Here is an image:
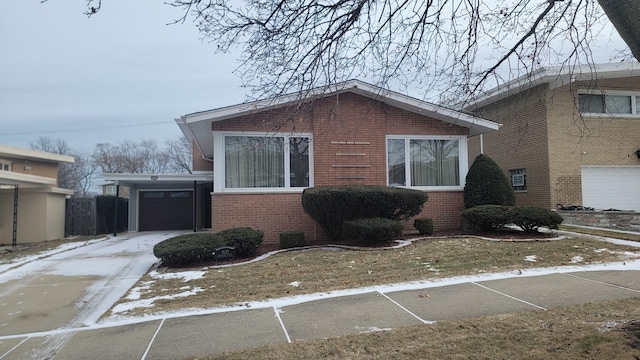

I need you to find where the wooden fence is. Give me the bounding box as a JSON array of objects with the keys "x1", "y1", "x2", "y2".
[{"x1": 65, "y1": 197, "x2": 97, "y2": 236}]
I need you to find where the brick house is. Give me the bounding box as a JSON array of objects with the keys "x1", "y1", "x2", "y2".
[
  {"x1": 465, "y1": 62, "x2": 640, "y2": 211},
  {"x1": 171, "y1": 80, "x2": 499, "y2": 244},
  {"x1": 0, "y1": 144, "x2": 75, "y2": 244}
]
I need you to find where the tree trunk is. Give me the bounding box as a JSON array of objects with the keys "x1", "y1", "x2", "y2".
[{"x1": 598, "y1": 0, "x2": 640, "y2": 62}]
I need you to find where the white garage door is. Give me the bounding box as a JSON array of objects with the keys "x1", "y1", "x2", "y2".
[{"x1": 581, "y1": 166, "x2": 640, "y2": 211}]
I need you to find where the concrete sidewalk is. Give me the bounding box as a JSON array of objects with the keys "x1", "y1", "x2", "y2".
[{"x1": 2, "y1": 269, "x2": 639, "y2": 360}]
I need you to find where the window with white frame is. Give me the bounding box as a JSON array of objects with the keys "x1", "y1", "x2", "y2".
[
  {"x1": 105, "y1": 185, "x2": 117, "y2": 195},
  {"x1": 0, "y1": 160, "x2": 11, "y2": 171},
  {"x1": 215, "y1": 132, "x2": 312, "y2": 191},
  {"x1": 387, "y1": 136, "x2": 466, "y2": 189},
  {"x1": 509, "y1": 168, "x2": 527, "y2": 191},
  {"x1": 578, "y1": 91, "x2": 640, "y2": 115}
]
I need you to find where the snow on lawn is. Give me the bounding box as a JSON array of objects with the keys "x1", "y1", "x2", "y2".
[
  {"x1": 149, "y1": 270, "x2": 206, "y2": 282},
  {"x1": 112, "y1": 287, "x2": 205, "y2": 314},
  {"x1": 524, "y1": 255, "x2": 538, "y2": 262}
]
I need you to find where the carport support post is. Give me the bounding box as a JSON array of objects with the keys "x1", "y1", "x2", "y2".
[
  {"x1": 193, "y1": 181, "x2": 197, "y2": 232},
  {"x1": 113, "y1": 184, "x2": 120, "y2": 237},
  {"x1": 12, "y1": 185, "x2": 18, "y2": 247}
]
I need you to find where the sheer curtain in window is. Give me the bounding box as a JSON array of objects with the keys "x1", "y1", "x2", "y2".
[
  {"x1": 410, "y1": 139, "x2": 459, "y2": 186},
  {"x1": 225, "y1": 136, "x2": 284, "y2": 188}
]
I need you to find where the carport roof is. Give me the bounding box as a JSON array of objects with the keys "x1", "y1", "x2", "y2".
[
  {"x1": 102, "y1": 173, "x2": 213, "y2": 188},
  {"x1": 0, "y1": 171, "x2": 57, "y2": 187}
]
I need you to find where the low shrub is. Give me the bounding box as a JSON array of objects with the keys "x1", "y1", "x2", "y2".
[
  {"x1": 414, "y1": 218, "x2": 434, "y2": 235},
  {"x1": 153, "y1": 233, "x2": 226, "y2": 267},
  {"x1": 215, "y1": 227, "x2": 264, "y2": 258},
  {"x1": 154, "y1": 227, "x2": 264, "y2": 266},
  {"x1": 461, "y1": 205, "x2": 512, "y2": 231},
  {"x1": 510, "y1": 206, "x2": 564, "y2": 232},
  {"x1": 280, "y1": 231, "x2": 307, "y2": 249},
  {"x1": 462, "y1": 205, "x2": 564, "y2": 233},
  {"x1": 302, "y1": 185, "x2": 428, "y2": 241},
  {"x1": 342, "y1": 218, "x2": 403, "y2": 245}
]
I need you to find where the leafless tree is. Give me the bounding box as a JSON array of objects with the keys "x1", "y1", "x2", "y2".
[
  {"x1": 166, "y1": 136, "x2": 194, "y2": 174},
  {"x1": 93, "y1": 138, "x2": 192, "y2": 174},
  {"x1": 30, "y1": 137, "x2": 98, "y2": 197},
  {"x1": 80, "y1": 0, "x2": 639, "y2": 104}
]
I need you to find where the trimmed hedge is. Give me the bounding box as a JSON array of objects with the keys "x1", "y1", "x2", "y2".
[
  {"x1": 153, "y1": 233, "x2": 226, "y2": 267},
  {"x1": 302, "y1": 185, "x2": 428, "y2": 241},
  {"x1": 462, "y1": 205, "x2": 512, "y2": 231},
  {"x1": 510, "y1": 206, "x2": 564, "y2": 232},
  {"x1": 414, "y1": 218, "x2": 434, "y2": 235},
  {"x1": 215, "y1": 227, "x2": 264, "y2": 258},
  {"x1": 342, "y1": 218, "x2": 403, "y2": 245},
  {"x1": 280, "y1": 231, "x2": 307, "y2": 249},
  {"x1": 462, "y1": 205, "x2": 563, "y2": 232},
  {"x1": 153, "y1": 227, "x2": 264, "y2": 267}
]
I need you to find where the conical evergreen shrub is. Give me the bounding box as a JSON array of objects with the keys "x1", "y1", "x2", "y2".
[{"x1": 464, "y1": 154, "x2": 515, "y2": 209}]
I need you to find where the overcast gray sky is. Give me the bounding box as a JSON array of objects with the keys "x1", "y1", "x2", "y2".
[
  {"x1": 0, "y1": 1, "x2": 632, "y2": 155},
  {"x1": 0, "y1": 0, "x2": 245, "y2": 153}
]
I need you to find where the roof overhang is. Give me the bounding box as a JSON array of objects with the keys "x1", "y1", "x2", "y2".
[
  {"x1": 0, "y1": 144, "x2": 75, "y2": 164},
  {"x1": 0, "y1": 171, "x2": 58, "y2": 188},
  {"x1": 103, "y1": 173, "x2": 213, "y2": 188},
  {"x1": 465, "y1": 62, "x2": 640, "y2": 110},
  {"x1": 176, "y1": 80, "x2": 501, "y2": 159}
]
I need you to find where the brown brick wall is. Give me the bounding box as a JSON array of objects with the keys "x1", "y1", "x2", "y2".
[
  {"x1": 209, "y1": 92, "x2": 471, "y2": 243},
  {"x1": 192, "y1": 139, "x2": 213, "y2": 172},
  {"x1": 469, "y1": 84, "x2": 552, "y2": 208}
]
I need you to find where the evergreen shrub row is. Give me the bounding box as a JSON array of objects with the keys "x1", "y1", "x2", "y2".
[{"x1": 462, "y1": 205, "x2": 563, "y2": 232}]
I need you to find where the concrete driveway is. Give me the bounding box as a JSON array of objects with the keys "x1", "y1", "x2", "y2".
[{"x1": 0, "y1": 231, "x2": 183, "y2": 359}]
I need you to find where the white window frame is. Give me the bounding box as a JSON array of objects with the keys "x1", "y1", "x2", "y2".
[
  {"x1": 213, "y1": 131, "x2": 314, "y2": 193},
  {"x1": 0, "y1": 159, "x2": 10, "y2": 171},
  {"x1": 578, "y1": 89, "x2": 640, "y2": 118},
  {"x1": 385, "y1": 135, "x2": 468, "y2": 191},
  {"x1": 509, "y1": 168, "x2": 527, "y2": 192},
  {"x1": 105, "y1": 185, "x2": 117, "y2": 195}
]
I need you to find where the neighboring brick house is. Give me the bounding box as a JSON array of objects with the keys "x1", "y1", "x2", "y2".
[
  {"x1": 0, "y1": 144, "x2": 75, "y2": 244},
  {"x1": 465, "y1": 62, "x2": 640, "y2": 211},
  {"x1": 174, "y1": 80, "x2": 499, "y2": 244}
]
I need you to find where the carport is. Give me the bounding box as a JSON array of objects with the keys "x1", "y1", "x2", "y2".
[{"x1": 103, "y1": 173, "x2": 213, "y2": 233}]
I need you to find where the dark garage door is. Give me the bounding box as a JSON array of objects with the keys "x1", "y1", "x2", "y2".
[{"x1": 139, "y1": 191, "x2": 193, "y2": 231}]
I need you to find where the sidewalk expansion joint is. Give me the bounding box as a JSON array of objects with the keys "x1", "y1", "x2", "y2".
[
  {"x1": 141, "y1": 318, "x2": 165, "y2": 360},
  {"x1": 471, "y1": 282, "x2": 548, "y2": 311},
  {"x1": 273, "y1": 307, "x2": 292, "y2": 343},
  {"x1": 377, "y1": 291, "x2": 433, "y2": 324}
]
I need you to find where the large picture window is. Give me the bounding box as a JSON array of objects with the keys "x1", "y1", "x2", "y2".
[
  {"x1": 215, "y1": 132, "x2": 312, "y2": 191},
  {"x1": 387, "y1": 136, "x2": 467, "y2": 189}
]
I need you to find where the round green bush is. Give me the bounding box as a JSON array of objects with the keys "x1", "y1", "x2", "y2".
[
  {"x1": 153, "y1": 233, "x2": 226, "y2": 267},
  {"x1": 414, "y1": 218, "x2": 434, "y2": 235},
  {"x1": 510, "y1": 206, "x2": 563, "y2": 232}
]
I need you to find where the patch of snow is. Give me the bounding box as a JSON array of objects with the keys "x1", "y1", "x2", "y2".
[
  {"x1": 112, "y1": 287, "x2": 204, "y2": 313},
  {"x1": 570, "y1": 256, "x2": 584, "y2": 263},
  {"x1": 525, "y1": 255, "x2": 537, "y2": 262},
  {"x1": 355, "y1": 326, "x2": 392, "y2": 333},
  {"x1": 289, "y1": 281, "x2": 300, "y2": 287},
  {"x1": 149, "y1": 270, "x2": 205, "y2": 282}
]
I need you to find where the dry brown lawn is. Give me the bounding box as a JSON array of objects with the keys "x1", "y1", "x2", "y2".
[{"x1": 108, "y1": 235, "x2": 640, "y2": 317}]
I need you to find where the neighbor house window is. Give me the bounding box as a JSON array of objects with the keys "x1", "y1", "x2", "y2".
[
  {"x1": 0, "y1": 160, "x2": 10, "y2": 171},
  {"x1": 509, "y1": 168, "x2": 527, "y2": 191},
  {"x1": 578, "y1": 91, "x2": 640, "y2": 115},
  {"x1": 215, "y1": 132, "x2": 312, "y2": 191},
  {"x1": 105, "y1": 185, "x2": 117, "y2": 195},
  {"x1": 387, "y1": 136, "x2": 467, "y2": 189}
]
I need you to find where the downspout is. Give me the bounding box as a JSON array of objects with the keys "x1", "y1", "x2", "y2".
[
  {"x1": 193, "y1": 181, "x2": 197, "y2": 232},
  {"x1": 480, "y1": 134, "x2": 484, "y2": 154}
]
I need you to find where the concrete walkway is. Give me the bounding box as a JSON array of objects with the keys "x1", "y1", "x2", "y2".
[{"x1": 1, "y1": 233, "x2": 640, "y2": 359}]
